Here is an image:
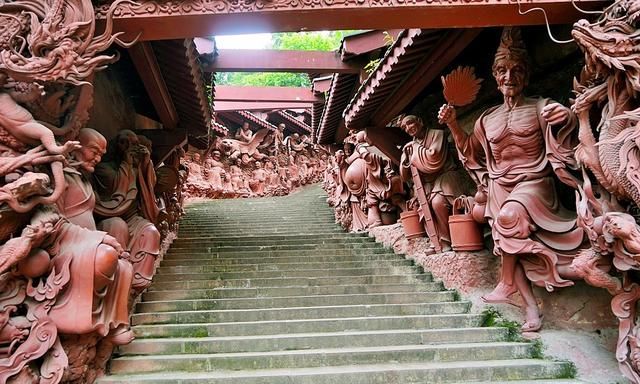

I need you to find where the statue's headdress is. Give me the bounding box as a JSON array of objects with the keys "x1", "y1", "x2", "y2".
[{"x1": 493, "y1": 27, "x2": 530, "y2": 74}]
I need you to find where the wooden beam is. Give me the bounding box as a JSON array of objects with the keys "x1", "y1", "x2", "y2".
[
  {"x1": 214, "y1": 101, "x2": 314, "y2": 111},
  {"x1": 341, "y1": 29, "x2": 403, "y2": 59},
  {"x1": 96, "y1": 0, "x2": 607, "y2": 41},
  {"x1": 128, "y1": 42, "x2": 179, "y2": 129},
  {"x1": 204, "y1": 49, "x2": 361, "y2": 73},
  {"x1": 215, "y1": 86, "x2": 320, "y2": 103},
  {"x1": 312, "y1": 77, "x2": 333, "y2": 93},
  {"x1": 373, "y1": 29, "x2": 481, "y2": 127}
]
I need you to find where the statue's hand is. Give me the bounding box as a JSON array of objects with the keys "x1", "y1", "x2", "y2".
[
  {"x1": 542, "y1": 103, "x2": 571, "y2": 126},
  {"x1": 437, "y1": 104, "x2": 456, "y2": 125},
  {"x1": 61, "y1": 140, "x2": 81, "y2": 154}
]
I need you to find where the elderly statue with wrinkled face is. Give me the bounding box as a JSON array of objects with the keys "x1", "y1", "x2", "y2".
[{"x1": 438, "y1": 27, "x2": 583, "y2": 333}]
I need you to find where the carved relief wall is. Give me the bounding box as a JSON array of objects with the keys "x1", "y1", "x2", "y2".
[
  {"x1": 183, "y1": 124, "x2": 328, "y2": 200},
  {"x1": 0, "y1": 1, "x2": 184, "y2": 383},
  {"x1": 322, "y1": 11, "x2": 640, "y2": 382}
]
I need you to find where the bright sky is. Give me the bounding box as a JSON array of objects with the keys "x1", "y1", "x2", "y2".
[{"x1": 215, "y1": 34, "x2": 273, "y2": 50}]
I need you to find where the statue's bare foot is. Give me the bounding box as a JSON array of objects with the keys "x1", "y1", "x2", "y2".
[
  {"x1": 522, "y1": 307, "x2": 543, "y2": 332},
  {"x1": 482, "y1": 282, "x2": 518, "y2": 306}
]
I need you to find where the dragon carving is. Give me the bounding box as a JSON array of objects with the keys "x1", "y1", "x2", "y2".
[
  {"x1": 571, "y1": 2, "x2": 640, "y2": 381},
  {"x1": 0, "y1": 0, "x2": 138, "y2": 383}
]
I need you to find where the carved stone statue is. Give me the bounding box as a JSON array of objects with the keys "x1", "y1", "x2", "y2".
[
  {"x1": 204, "y1": 150, "x2": 226, "y2": 197},
  {"x1": 229, "y1": 158, "x2": 250, "y2": 196},
  {"x1": 438, "y1": 28, "x2": 583, "y2": 332},
  {"x1": 235, "y1": 121, "x2": 253, "y2": 143},
  {"x1": 187, "y1": 152, "x2": 203, "y2": 180},
  {"x1": 249, "y1": 161, "x2": 268, "y2": 196},
  {"x1": 354, "y1": 131, "x2": 405, "y2": 228},
  {"x1": 569, "y1": 2, "x2": 640, "y2": 381},
  {"x1": 93, "y1": 130, "x2": 161, "y2": 293},
  {"x1": 221, "y1": 128, "x2": 270, "y2": 164},
  {"x1": 400, "y1": 115, "x2": 472, "y2": 252},
  {"x1": 343, "y1": 132, "x2": 371, "y2": 231}
]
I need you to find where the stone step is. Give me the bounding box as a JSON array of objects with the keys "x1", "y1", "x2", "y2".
[
  {"x1": 180, "y1": 215, "x2": 336, "y2": 222},
  {"x1": 132, "y1": 314, "x2": 488, "y2": 338},
  {"x1": 132, "y1": 301, "x2": 472, "y2": 325},
  {"x1": 168, "y1": 240, "x2": 377, "y2": 252},
  {"x1": 151, "y1": 266, "x2": 423, "y2": 282},
  {"x1": 97, "y1": 360, "x2": 575, "y2": 384},
  {"x1": 172, "y1": 232, "x2": 369, "y2": 243},
  {"x1": 142, "y1": 282, "x2": 443, "y2": 301},
  {"x1": 147, "y1": 273, "x2": 432, "y2": 291},
  {"x1": 180, "y1": 224, "x2": 344, "y2": 230},
  {"x1": 169, "y1": 237, "x2": 376, "y2": 248},
  {"x1": 155, "y1": 259, "x2": 413, "y2": 274},
  {"x1": 136, "y1": 292, "x2": 457, "y2": 312},
  {"x1": 120, "y1": 327, "x2": 509, "y2": 355},
  {"x1": 111, "y1": 342, "x2": 534, "y2": 374},
  {"x1": 159, "y1": 253, "x2": 403, "y2": 266},
  {"x1": 167, "y1": 242, "x2": 385, "y2": 253},
  {"x1": 165, "y1": 247, "x2": 395, "y2": 258}
]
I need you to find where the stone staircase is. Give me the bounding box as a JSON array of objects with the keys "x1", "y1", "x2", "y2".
[{"x1": 98, "y1": 185, "x2": 582, "y2": 383}]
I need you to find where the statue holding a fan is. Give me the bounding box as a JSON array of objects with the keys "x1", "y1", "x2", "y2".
[{"x1": 437, "y1": 27, "x2": 583, "y2": 332}]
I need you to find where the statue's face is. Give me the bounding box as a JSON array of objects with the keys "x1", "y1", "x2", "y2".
[
  {"x1": 255, "y1": 162, "x2": 262, "y2": 168},
  {"x1": 212, "y1": 151, "x2": 221, "y2": 160},
  {"x1": 402, "y1": 120, "x2": 422, "y2": 137},
  {"x1": 117, "y1": 131, "x2": 138, "y2": 153},
  {"x1": 77, "y1": 142, "x2": 106, "y2": 172},
  {"x1": 493, "y1": 58, "x2": 528, "y2": 98},
  {"x1": 193, "y1": 153, "x2": 200, "y2": 162}
]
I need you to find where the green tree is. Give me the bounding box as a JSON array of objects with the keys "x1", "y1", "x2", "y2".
[{"x1": 216, "y1": 31, "x2": 356, "y2": 87}]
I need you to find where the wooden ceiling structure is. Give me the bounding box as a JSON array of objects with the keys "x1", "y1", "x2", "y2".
[
  {"x1": 95, "y1": 0, "x2": 606, "y2": 41},
  {"x1": 97, "y1": 0, "x2": 607, "y2": 159}
]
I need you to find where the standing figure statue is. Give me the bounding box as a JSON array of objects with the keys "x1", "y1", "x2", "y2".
[
  {"x1": 437, "y1": 28, "x2": 583, "y2": 332},
  {"x1": 93, "y1": 130, "x2": 161, "y2": 293},
  {"x1": 400, "y1": 115, "x2": 472, "y2": 252}
]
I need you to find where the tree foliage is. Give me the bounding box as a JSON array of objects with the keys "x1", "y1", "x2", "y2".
[{"x1": 215, "y1": 31, "x2": 355, "y2": 87}]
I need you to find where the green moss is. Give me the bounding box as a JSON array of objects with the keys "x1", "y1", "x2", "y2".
[
  {"x1": 529, "y1": 338, "x2": 545, "y2": 359},
  {"x1": 187, "y1": 328, "x2": 210, "y2": 338},
  {"x1": 557, "y1": 361, "x2": 578, "y2": 379},
  {"x1": 480, "y1": 306, "x2": 522, "y2": 342}
]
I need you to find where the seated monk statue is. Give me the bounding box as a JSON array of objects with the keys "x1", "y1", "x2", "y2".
[
  {"x1": 92, "y1": 130, "x2": 161, "y2": 293},
  {"x1": 400, "y1": 115, "x2": 473, "y2": 252},
  {"x1": 187, "y1": 152, "x2": 203, "y2": 182},
  {"x1": 235, "y1": 122, "x2": 253, "y2": 143},
  {"x1": 46, "y1": 128, "x2": 134, "y2": 344}
]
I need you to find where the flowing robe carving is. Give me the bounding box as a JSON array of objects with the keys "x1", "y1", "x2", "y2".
[
  {"x1": 401, "y1": 128, "x2": 470, "y2": 244},
  {"x1": 460, "y1": 97, "x2": 584, "y2": 289},
  {"x1": 93, "y1": 136, "x2": 160, "y2": 292}
]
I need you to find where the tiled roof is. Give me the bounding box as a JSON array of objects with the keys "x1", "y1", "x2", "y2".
[
  {"x1": 152, "y1": 38, "x2": 212, "y2": 146},
  {"x1": 343, "y1": 29, "x2": 444, "y2": 129},
  {"x1": 316, "y1": 73, "x2": 358, "y2": 145}
]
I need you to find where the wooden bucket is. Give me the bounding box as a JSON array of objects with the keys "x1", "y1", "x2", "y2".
[
  {"x1": 400, "y1": 209, "x2": 426, "y2": 239},
  {"x1": 449, "y1": 196, "x2": 483, "y2": 251}
]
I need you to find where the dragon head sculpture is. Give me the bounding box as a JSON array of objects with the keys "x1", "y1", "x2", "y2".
[{"x1": 572, "y1": 0, "x2": 640, "y2": 90}]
